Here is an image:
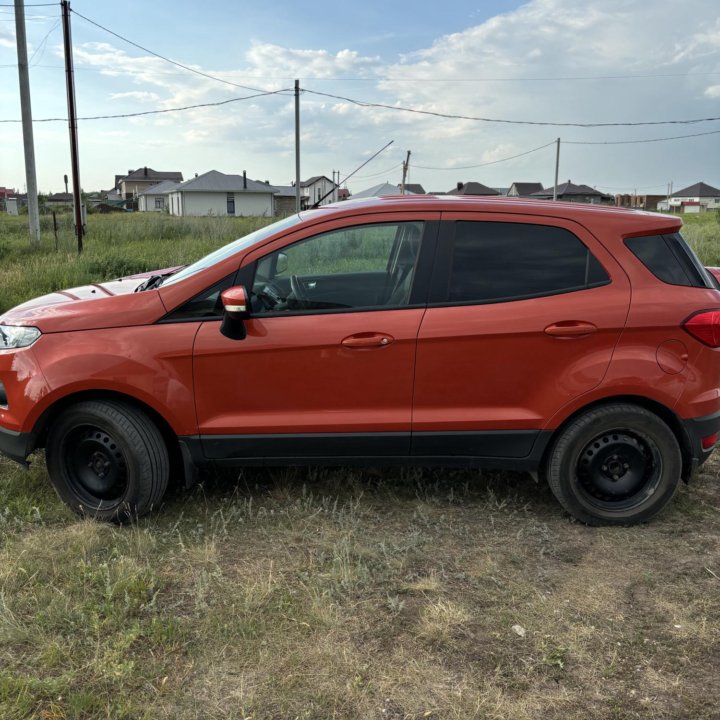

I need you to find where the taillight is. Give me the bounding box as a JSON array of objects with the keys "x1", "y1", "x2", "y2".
[{"x1": 683, "y1": 310, "x2": 720, "y2": 347}]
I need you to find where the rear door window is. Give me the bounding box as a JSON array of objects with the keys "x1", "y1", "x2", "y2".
[{"x1": 447, "y1": 221, "x2": 609, "y2": 304}]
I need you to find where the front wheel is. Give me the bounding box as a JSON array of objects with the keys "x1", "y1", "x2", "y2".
[
  {"x1": 546, "y1": 404, "x2": 682, "y2": 526},
  {"x1": 45, "y1": 400, "x2": 169, "y2": 522}
]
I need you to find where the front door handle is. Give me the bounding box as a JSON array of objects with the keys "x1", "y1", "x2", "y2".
[
  {"x1": 544, "y1": 321, "x2": 598, "y2": 337},
  {"x1": 341, "y1": 333, "x2": 394, "y2": 348}
]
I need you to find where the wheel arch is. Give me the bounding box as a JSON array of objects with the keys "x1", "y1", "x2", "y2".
[{"x1": 541, "y1": 394, "x2": 693, "y2": 482}]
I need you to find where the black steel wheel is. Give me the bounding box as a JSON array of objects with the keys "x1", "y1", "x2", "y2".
[
  {"x1": 46, "y1": 400, "x2": 169, "y2": 522},
  {"x1": 546, "y1": 404, "x2": 682, "y2": 525}
]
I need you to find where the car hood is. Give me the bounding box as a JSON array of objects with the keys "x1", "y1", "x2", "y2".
[{"x1": 0, "y1": 266, "x2": 182, "y2": 333}]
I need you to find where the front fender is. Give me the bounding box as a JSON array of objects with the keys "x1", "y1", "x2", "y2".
[{"x1": 26, "y1": 324, "x2": 200, "y2": 435}]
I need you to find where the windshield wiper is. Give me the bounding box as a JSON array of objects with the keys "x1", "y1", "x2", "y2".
[{"x1": 134, "y1": 275, "x2": 165, "y2": 293}]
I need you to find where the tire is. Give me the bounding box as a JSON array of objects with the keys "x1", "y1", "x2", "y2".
[
  {"x1": 546, "y1": 403, "x2": 682, "y2": 526},
  {"x1": 45, "y1": 400, "x2": 169, "y2": 523}
]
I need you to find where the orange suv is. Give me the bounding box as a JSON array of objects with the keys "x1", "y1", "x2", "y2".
[{"x1": 1, "y1": 196, "x2": 719, "y2": 525}]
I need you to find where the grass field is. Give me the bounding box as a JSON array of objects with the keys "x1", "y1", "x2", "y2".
[{"x1": 1, "y1": 209, "x2": 719, "y2": 719}]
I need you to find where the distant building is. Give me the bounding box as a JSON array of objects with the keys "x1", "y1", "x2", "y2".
[
  {"x1": 507, "y1": 182, "x2": 544, "y2": 197},
  {"x1": 403, "y1": 183, "x2": 426, "y2": 194},
  {"x1": 657, "y1": 182, "x2": 720, "y2": 213},
  {"x1": 447, "y1": 181, "x2": 500, "y2": 196},
  {"x1": 137, "y1": 180, "x2": 180, "y2": 212},
  {"x1": 271, "y1": 185, "x2": 300, "y2": 215},
  {"x1": 531, "y1": 181, "x2": 613, "y2": 205},
  {"x1": 353, "y1": 182, "x2": 417, "y2": 198},
  {"x1": 115, "y1": 167, "x2": 184, "y2": 209},
  {"x1": 167, "y1": 170, "x2": 276, "y2": 217},
  {"x1": 301, "y1": 176, "x2": 338, "y2": 208},
  {"x1": 46, "y1": 192, "x2": 74, "y2": 208},
  {"x1": 615, "y1": 194, "x2": 665, "y2": 211}
]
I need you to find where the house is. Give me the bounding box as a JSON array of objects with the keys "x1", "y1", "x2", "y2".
[
  {"x1": 137, "y1": 180, "x2": 180, "y2": 212},
  {"x1": 447, "y1": 181, "x2": 500, "y2": 196},
  {"x1": 507, "y1": 182, "x2": 544, "y2": 197},
  {"x1": 0, "y1": 187, "x2": 17, "y2": 212},
  {"x1": 352, "y1": 182, "x2": 417, "y2": 198},
  {"x1": 337, "y1": 188, "x2": 351, "y2": 201},
  {"x1": 658, "y1": 182, "x2": 720, "y2": 213},
  {"x1": 167, "y1": 170, "x2": 276, "y2": 217},
  {"x1": 46, "y1": 192, "x2": 74, "y2": 208},
  {"x1": 403, "y1": 183, "x2": 426, "y2": 195},
  {"x1": 301, "y1": 176, "x2": 338, "y2": 208},
  {"x1": 615, "y1": 194, "x2": 666, "y2": 211},
  {"x1": 271, "y1": 185, "x2": 299, "y2": 215},
  {"x1": 531, "y1": 181, "x2": 614, "y2": 205},
  {"x1": 115, "y1": 167, "x2": 184, "y2": 208}
]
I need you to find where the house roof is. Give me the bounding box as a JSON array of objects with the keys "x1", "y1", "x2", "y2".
[
  {"x1": 447, "y1": 182, "x2": 500, "y2": 196},
  {"x1": 531, "y1": 181, "x2": 611, "y2": 199},
  {"x1": 671, "y1": 181, "x2": 720, "y2": 198},
  {"x1": 510, "y1": 182, "x2": 544, "y2": 196},
  {"x1": 175, "y1": 170, "x2": 277, "y2": 193},
  {"x1": 120, "y1": 167, "x2": 184, "y2": 184},
  {"x1": 47, "y1": 192, "x2": 73, "y2": 201},
  {"x1": 272, "y1": 185, "x2": 298, "y2": 197},
  {"x1": 403, "y1": 183, "x2": 426, "y2": 194},
  {"x1": 138, "y1": 180, "x2": 180, "y2": 196},
  {"x1": 353, "y1": 182, "x2": 417, "y2": 198}
]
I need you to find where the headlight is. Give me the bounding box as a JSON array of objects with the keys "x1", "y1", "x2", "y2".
[{"x1": 0, "y1": 325, "x2": 42, "y2": 350}]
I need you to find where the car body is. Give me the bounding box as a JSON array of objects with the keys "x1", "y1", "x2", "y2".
[{"x1": 1, "y1": 195, "x2": 719, "y2": 524}]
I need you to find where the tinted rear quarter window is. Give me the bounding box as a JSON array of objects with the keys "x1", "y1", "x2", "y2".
[
  {"x1": 625, "y1": 233, "x2": 716, "y2": 288},
  {"x1": 449, "y1": 221, "x2": 609, "y2": 303}
]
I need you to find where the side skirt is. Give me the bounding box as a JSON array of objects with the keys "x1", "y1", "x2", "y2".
[{"x1": 178, "y1": 430, "x2": 553, "y2": 474}]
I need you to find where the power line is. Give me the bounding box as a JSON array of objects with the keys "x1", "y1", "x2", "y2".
[
  {"x1": 302, "y1": 88, "x2": 720, "y2": 128},
  {"x1": 352, "y1": 161, "x2": 404, "y2": 179},
  {"x1": 565, "y1": 128, "x2": 720, "y2": 144},
  {"x1": 414, "y1": 140, "x2": 555, "y2": 170},
  {"x1": 0, "y1": 88, "x2": 291, "y2": 122},
  {"x1": 69, "y1": 8, "x2": 280, "y2": 95}
]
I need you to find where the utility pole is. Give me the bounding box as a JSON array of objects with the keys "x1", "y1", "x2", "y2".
[
  {"x1": 14, "y1": 0, "x2": 40, "y2": 248},
  {"x1": 294, "y1": 79, "x2": 301, "y2": 213},
  {"x1": 400, "y1": 150, "x2": 411, "y2": 194},
  {"x1": 61, "y1": 0, "x2": 83, "y2": 252},
  {"x1": 553, "y1": 137, "x2": 560, "y2": 201}
]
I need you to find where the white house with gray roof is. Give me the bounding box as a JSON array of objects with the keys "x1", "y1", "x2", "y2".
[
  {"x1": 167, "y1": 170, "x2": 277, "y2": 217},
  {"x1": 137, "y1": 180, "x2": 180, "y2": 212}
]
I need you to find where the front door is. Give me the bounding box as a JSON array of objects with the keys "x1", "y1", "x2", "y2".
[{"x1": 193, "y1": 215, "x2": 439, "y2": 460}]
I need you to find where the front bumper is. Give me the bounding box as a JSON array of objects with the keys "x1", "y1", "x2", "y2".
[{"x1": 0, "y1": 426, "x2": 35, "y2": 468}]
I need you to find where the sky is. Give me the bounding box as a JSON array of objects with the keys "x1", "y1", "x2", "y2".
[{"x1": 0, "y1": 0, "x2": 718, "y2": 196}]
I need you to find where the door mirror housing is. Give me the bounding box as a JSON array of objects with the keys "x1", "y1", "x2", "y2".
[
  {"x1": 221, "y1": 286, "x2": 250, "y2": 320},
  {"x1": 220, "y1": 286, "x2": 250, "y2": 340}
]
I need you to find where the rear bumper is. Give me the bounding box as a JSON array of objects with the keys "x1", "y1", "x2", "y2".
[
  {"x1": 0, "y1": 426, "x2": 34, "y2": 468},
  {"x1": 681, "y1": 410, "x2": 720, "y2": 472}
]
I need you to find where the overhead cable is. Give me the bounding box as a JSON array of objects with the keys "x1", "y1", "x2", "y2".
[{"x1": 302, "y1": 88, "x2": 720, "y2": 128}]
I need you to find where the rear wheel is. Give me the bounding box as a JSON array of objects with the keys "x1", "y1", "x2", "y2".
[
  {"x1": 45, "y1": 400, "x2": 169, "y2": 522},
  {"x1": 546, "y1": 404, "x2": 682, "y2": 525}
]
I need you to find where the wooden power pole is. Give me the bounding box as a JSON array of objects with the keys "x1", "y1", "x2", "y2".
[
  {"x1": 61, "y1": 0, "x2": 83, "y2": 252},
  {"x1": 400, "y1": 150, "x2": 411, "y2": 194}
]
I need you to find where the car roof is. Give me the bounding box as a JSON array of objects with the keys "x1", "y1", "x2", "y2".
[{"x1": 302, "y1": 195, "x2": 682, "y2": 236}]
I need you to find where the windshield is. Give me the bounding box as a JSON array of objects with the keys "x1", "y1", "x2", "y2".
[{"x1": 161, "y1": 214, "x2": 303, "y2": 287}]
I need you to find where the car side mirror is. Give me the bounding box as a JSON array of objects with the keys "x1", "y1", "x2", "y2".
[
  {"x1": 276, "y1": 252, "x2": 288, "y2": 275},
  {"x1": 220, "y1": 286, "x2": 250, "y2": 339}
]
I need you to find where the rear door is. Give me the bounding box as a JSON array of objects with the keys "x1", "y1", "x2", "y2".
[{"x1": 412, "y1": 213, "x2": 631, "y2": 458}]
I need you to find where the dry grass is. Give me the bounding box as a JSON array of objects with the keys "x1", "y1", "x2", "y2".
[{"x1": 1, "y1": 457, "x2": 719, "y2": 719}]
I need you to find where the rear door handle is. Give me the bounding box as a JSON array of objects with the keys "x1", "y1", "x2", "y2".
[
  {"x1": 544, "y1": 321, "x2": 598, "y2": 337},
  {"x1": 341, "y1": 333, "x2": 394, "y2": 348}
]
